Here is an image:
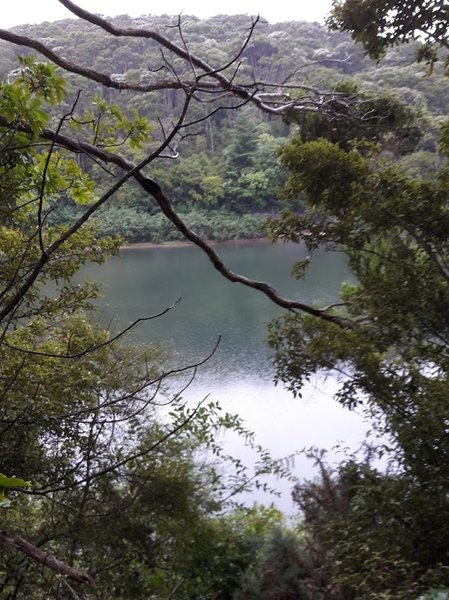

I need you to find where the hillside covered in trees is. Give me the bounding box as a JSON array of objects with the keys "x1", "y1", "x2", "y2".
[{"x1": 0, "y1": 13, "x2": 447, "y2": 242}]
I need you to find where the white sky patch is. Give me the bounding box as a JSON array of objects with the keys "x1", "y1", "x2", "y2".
[{"x1": 2, "y1": 0, "x2": 333, "y2": 28}]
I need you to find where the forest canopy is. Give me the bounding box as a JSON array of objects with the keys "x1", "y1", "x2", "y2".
[{"x1": 0, "y1": 7, "x2": 446, "y2": 242}]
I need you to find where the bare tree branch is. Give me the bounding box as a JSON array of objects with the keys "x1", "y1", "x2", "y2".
[
  {"x1": 0, "y1": 81, "x2": 194, "y2": 324},
  {"x1": 0, "y1": 6, "x2": 354, "y2": 119},
  {"x1": 37, "y1": 91, "x2": 83, "y2": 255},
  {"x1": 0, "y1": 530, "x2": 95, "y2": 587},
  {"x1": 2, "y1": 298, "x2": 182, "y2": 359},
  {"x1": 23, "y1": 396, "x2": 208, "y2": 494},
  {"x1": 0, "y1": 28, "x2": 217, "y2": 94},
  {"x1": 0, "y1": 114, "x2": 352, "y2": 328}
]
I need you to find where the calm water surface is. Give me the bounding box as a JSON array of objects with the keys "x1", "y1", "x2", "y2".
[{"x1": 79, "y1": 241, "x2": 369, "y2": 512}]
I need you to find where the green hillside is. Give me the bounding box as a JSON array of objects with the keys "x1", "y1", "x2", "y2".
[{"x1": 1, "y1": 14, "x2": 445, "y2": 242}]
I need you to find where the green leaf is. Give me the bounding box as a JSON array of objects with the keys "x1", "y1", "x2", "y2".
[{"x1": 0, "y1": 473, "x2": 31, "y2": 488}]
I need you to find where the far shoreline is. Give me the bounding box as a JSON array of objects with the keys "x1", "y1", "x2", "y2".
[{"x1": 121, "y1": 237, "x2": 271, "y2": 250}]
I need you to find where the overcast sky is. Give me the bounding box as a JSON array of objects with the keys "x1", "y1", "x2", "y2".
[{"x1": 2, "y1": 0, "x2": 334, "y2": 28}]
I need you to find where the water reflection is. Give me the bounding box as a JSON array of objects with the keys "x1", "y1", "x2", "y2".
[{"x1": 78, "y1": 241, "x2": 368, "y2": 512}]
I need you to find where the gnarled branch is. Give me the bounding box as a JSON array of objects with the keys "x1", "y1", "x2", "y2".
[
  {"x1": 0, "y1": 530, "x2": 94, "y2": 587},
  {"x1": 0, "y1": 114, "x2": 353, "y2": 329}
]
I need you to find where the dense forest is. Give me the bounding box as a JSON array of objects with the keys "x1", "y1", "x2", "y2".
[
  {"x1": 2, "y1": 0, "x2": 449, "y2": 598},
  {"x1": 0, "y1": 12, "x2": 448, "y2": 242}
]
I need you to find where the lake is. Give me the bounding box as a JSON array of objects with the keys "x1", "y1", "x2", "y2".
[{"x1": 78, "y1": 240, "x2": 369, "y2": 513}]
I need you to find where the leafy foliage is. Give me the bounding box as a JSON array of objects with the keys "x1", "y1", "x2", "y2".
[
  {"x1": 0, "y1": 53, "x2": 293, "y2": 600},
  {"x1": 291, "y1": 452, "x2": 449, "y2": 599},
  {"x1": 264, "y1": 67, "x2": 449, "y2": 600},
  {"x1": 329, "y1": 0, "x2": 449, "y2": 72}
]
